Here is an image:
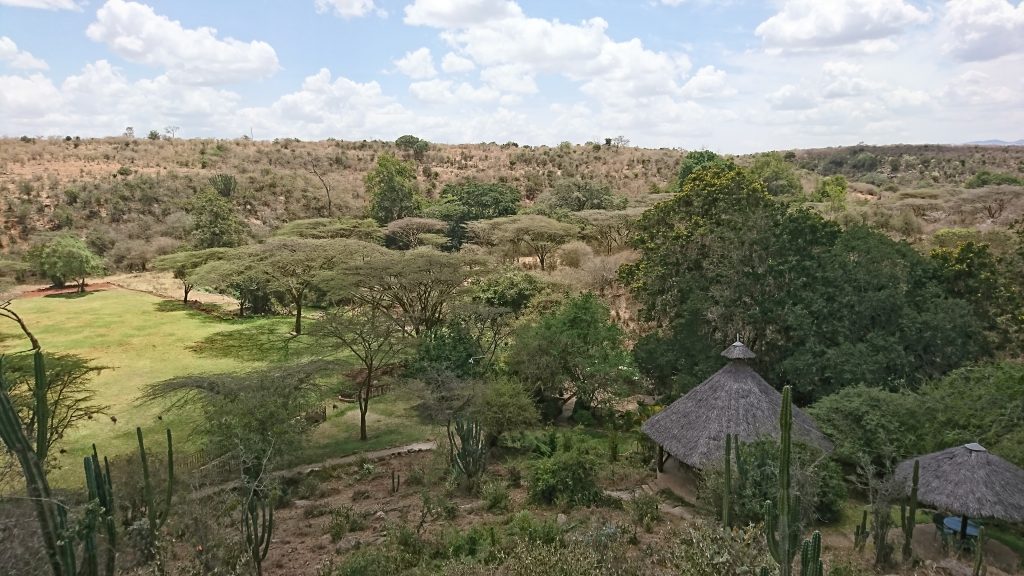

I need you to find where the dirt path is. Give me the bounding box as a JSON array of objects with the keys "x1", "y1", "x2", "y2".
[{"x1": 190, "y1": 440, "x2": 437, "y2": 499}]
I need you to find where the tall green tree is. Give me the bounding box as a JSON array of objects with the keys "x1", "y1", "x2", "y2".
[
  {"x1": 424, "y1": 180, "x2": 521, "y2": 248},
  {"x1": 189, "y1": 189, "x2": 246, "y2": 249},
  {"x1": 506, "y1": 292, "x2": 635, "y2": 417},
  {"x1": 26, "y1": 235, "x2": 104, "y2": 292},
  {"x1": 623, "y1": 162, "x2": 988, "y2": 402},
  {"x1": 543, "y1": 178, "x2": 627, "y2": 212},
  {"x1": 749, "y1": 152, "x2": 802, "y2": 196},
  {"x1": 365, "y1": 153, "x2": 421, "y2": 224},
  {"x1": 675, "y1": 149, "x2": 730, "y2": 189}
]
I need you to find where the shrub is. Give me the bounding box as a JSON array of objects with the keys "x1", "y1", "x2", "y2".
[
  {"x1": 555, "y1": 241, "x2": 594, "y2": 268},
  {"x1": 528, "y1": 448, "x2": 601, "y2": 507},
  {"x1": 481, "y1": 479, "x2": 510, "y2": 512},
  {"x1": 626, "y1": 492, "x2": 660, "y2": 532},
  {"x1": 328, "y1": 506, "x2": 367, "y2": 542},
  {"x1": 505, "y1": 511, "x2": 562, "y2": 546},
  {"x1": 700, "y1": 439, "x2": 846, "y2": 526}
]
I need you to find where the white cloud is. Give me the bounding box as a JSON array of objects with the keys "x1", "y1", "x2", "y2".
[
  {"x1": 755, "y1": 0, "x2": 929, "y2": 52},
  {"x1": 86, "y1": 0, "x2": 280, "y2": 84},
  {"x1": 941, "y1": 0, "x2": 1024, "y2": 61},
  {"x1": 0, "y1": 73, "x2": 62, "y2": 120},
  {"x1": 441, "y1": 52, "x2": 475, "y2": 73},
  {"x1": 409, "y1": 79, "x2": 499, "y2": 103},
  {"x1": 480, "y1": 64, "x2": 536, "y2": 94},
  {"x1": 313, "y1": 0, "x2": 380, "y2": 19},
  {"x1": 766, "y1": 84, "x2": 818, "y2": 111},
  {"x1": 0, "y1": 0, "x2": 80, "y2": 10},
  {"x1": 0, "y1": 36, "x2": 48, "y2": 70},
  {"x1": 393, "y1": 47, "x2": 437, "y2": 79},
  {"x1": 941, "y1": 70, "x2": 1022, "y2": 106},
  {"x1": 404, "y1": 0, "x2": 522, "y2": 27},
  {"x1": 679, "y1": 65, "x2": 735, "y2": 99}
]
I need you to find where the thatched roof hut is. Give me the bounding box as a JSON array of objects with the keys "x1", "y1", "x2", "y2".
[
  {"x1": 641, "y1": 341, "x2": 831, "y2": 470},
  {"x1": 895, "y1": 443, "x2": 1024, "y2": 522}
]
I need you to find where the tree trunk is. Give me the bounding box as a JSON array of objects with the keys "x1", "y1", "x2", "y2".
[
  {"x1": 293, "y1": 298, "x2": 303, "y2": 335},
  {"x1": 183, "y1": 283, "x2": 192, "y2": 304},
  {"x1": 359, "y1": 389, "x2": 369, "y2": 441},
  {"x1": 77, "y1": 278, "x2": 86, "y2": 293},
  {"x1": 538, "y1": 253, "x2": 546, "y2": 271}
]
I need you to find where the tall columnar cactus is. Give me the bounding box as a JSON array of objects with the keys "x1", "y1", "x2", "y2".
[
  {"x1": 800, "y1": 531, "x2": 825, "y2": 576},
  {"x1": 448, "y1": 416, "x2": 487, "y2": 488},
  {"x1": 973, "y1": 526, "x2": 987, "y2": 576},
  {"x1": 764, "y1": 386, "x2": 801, "y2": 576},
  {"x1": 854, "y1": 509, "x2": 869, "y2": 552},
  {"x1": 137, "y1": 426, "x2": 174, "y2": 571},
  {"x1": 899, "y1": 459, "x2": 919, "y2": 562},
  {"x1": 82, "y1": 444, "x2": 117, "y2": 576},
  {"x1": 242, "y1": 487, "x2": 274, "y2": 576},
  {"x1": 723, "y1": 433, "x2": 733, "y2": 529},
  {"x1": 0, "y1": 352, "x2": 73, "y2": 576}
]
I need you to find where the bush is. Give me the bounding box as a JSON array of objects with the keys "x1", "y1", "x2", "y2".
[
  {"x1": 481, "y1": 479, "x2": 510, "y2": 512},
  {"x1": 625, "y1": 492, "x2": 660, "y2": 532},
  {"x1": 528, "y1": 448, "x2": 602, "y2": 507},
  {"x1": 808, "y1": 386, "x2": 927, "y2": 470},
  {"x1": 555, "y1": 241, "x2": 594, "y2": 268},
  {"x1": 700, "y1": 439, "x2": 847, "y2": 526},
  {"x1": 505, "y1": 511, "x2": 562, "y2": 546},
  {"x1": 328, "y1": 506, "x2": 367, "y2": 542}
]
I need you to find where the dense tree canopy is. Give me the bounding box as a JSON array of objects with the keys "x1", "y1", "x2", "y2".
[
  {"x1": 623, "y1": 162, "x2": 990, "y2": 402},
  {"x1": 25, "y1": 235, "x2": 104, "y2": 292},
  {"x1": 366, "y1": 153, "x2": 421, "y2": 224},
  {"x1": 542, "y1": 178, "x2": 627, "y2": 212},
  {"x1": 748, "y1": 152, "x2": 802, "y2": 196},
  {"x1": 272, "y1": 217, "x2": 384, "y2": 244},
  {"x1": 468, "y1": 214, "x2": 577, "y2": 271},
  {"x1": 189, "y1": 189, "x2": 246, "y2": 249}
]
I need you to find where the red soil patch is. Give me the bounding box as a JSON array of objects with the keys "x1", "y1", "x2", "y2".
[{"x1": 17, "y1": 282, "x2": 115, "y2": 299}]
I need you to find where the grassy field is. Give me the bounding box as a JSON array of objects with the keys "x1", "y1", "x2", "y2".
[{"x1": 0, "y1": 287, "x2": 432, "y2": 486}]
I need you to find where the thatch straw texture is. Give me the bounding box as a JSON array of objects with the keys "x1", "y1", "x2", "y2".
[
  {"x1": 895, "y1": 444, "x2": 1024, "y2": 522},
  {"x1": 641, "y1": 344, "x2": 831, "y2": 470}
]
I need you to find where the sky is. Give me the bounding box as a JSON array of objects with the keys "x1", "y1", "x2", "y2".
[{"x1": 0, "y1": 0, "x2": 1022, "y2": 153}]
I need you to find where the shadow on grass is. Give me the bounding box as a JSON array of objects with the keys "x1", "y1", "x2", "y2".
[
  {"x1": 188, "y1": 322, "x2": 324, "y2": 363},
  {"x1": 43, "y1": 291, "x2": 93, "y2": 300},
  {"x1": 152, "y1": 300, "x2": 242, "y2": 324}
]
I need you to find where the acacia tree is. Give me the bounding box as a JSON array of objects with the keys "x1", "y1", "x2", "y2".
[
  {"x1": 326, "y1": 248, "x2": 488, "y2": 337},
  {"x1": 153, "y1": 248, "x2": 232, "y2": 303},
  {"x1": 468, "y1": 215, "x2": 576, "y2": 271},
  {"x1": 544, "y1": 178, "x2": 627, "y2": 211},
  {"x1": 312, "y1": 303, "x2": 409, "y2": 441},
  {"x1": 26, "y1": 235, "x2": 104, "y2": 292}
]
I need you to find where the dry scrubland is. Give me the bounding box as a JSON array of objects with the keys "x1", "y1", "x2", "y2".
[{"x1": 1, "y1": 136, "x2": 1023, "y2": 255}]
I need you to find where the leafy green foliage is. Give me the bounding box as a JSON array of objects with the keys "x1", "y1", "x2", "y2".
[
  {"x1": 966, "y1": 170, "x2": 1023, "y2": 188},
  {"x1": 471, "y1": 268, "x2": 542, "y2": 314},
  {"x1": 701, "y1": 439, "x2": 846, "y2": 526},
  {"x1": 808, "y1": 386, "x2": 926, "y2": 470},
  {"x1": 623, "y1": 162, "x2": 989, "y2": 402},
  {"x1": 507, "y1": 293, "x2": 634, "y2": 414},
  {"x1": 468, "y1": 378, "x2": 539, "y2": 443},
  {"x1": 815, "y1": 175, "x2": 848, "y2": 206},
  {"x1": 920, "y1": 361, "x2": 1024, "y2": 466},
  {"x1": 527, "y1": 446, "x2": 601, "y2": 507},
  {"x1": 271, "y1": 217, "x2": 384, "y2": 244},
  {"x1": 366, "y1": 153, "x2": 422, "y2": 224},
  {"x1": 675, "y1": 150, "x2": 730, "y2": 188},
  {"x1": 189, "y1": 189, "x2": 246, "y2": 249},
  {"x1": 26, "y1": 235, "x2": 104, "y2": 290},
  {"x1": 468, "y1": 214, "x2": 577, "y2": 271},
  {"x1": 749, "y1": 152, "x2": 803, "y2": 196},
  {"x1": 542, "y1": 178, "x2": 627, "y2": 212}
]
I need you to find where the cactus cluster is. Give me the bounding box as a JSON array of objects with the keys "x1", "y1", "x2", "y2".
[
  {"x1": 899, "y1": 459, "x2": 920, "y2": 562},
  {"x1": 763, "y1": 386, "x2": 802, "y2": 576},
  {"x1": 0, "y1": 351, "x2": 121, "y2": 576},
  {"x1": 136, "y1": 426, "x2": 175, "y2": 573},
  {"x1": 721, "y1": 432, "x2": 750, "y2": 529},
  {"x1": 973, "y1": 526, "x2": 987, "y2": 576},
  {"x1": 853, "y1": 509, "x2": 869, "y2": 552},
  {"x1": 448, "y1": 415, "x2": 487, "y2": 488},
  {"x1": 243, "y1": 487, "x2": 274, "y2": 576},
  {"x1": 800, "y1": 531, "x2": 825, "y2": 576}
]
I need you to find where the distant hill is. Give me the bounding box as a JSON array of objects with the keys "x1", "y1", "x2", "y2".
[{"x1": 966, "y1": 139, "x2": 1024, "y2": 146}]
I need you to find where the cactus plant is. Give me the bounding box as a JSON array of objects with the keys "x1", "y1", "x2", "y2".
[
  {"x1": 243, "y1": 487, "x2": 274, "y2": 576},
  {"x1": 136, "y1": 426, "x2": 174, "y2": 572},
  {"x1": 973, "y1": 526, "x2": 987, "y2": 576},
  {"x1": 854, "y1": 509, "x2": 869, "y2": 552},
  {"x1": 391, "y1": 469, "x2": 401, "y2": 494},
  {"x1": 899, "y1": 459, "x2": 919, "y2": 562},
  {"x1": 763, "y1": 386, "x2": 802, "y2": 576},
  {"x1": 800, "y1": 531, "x2": 825, "y2": 576},
  {"x1": 723, "y1": 433, "x2": 733, "y2": 529},
  {"x1": 448, "y1": 415, "x2": 487, "y2": 489},
  {"x1": 0, "y1": 352, "x2": 74, "y2": 576},
  {"x1": 82, "y1": 445, "x2": 117, "y2": 576}
]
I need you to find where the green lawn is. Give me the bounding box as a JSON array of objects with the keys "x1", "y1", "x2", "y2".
[{"x1": 0, "y1": 288, "x2": 432, "y2": 486}]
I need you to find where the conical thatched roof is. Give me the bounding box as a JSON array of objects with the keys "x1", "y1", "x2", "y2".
[
  {"x1": 641, "y1": 341, "x2": 831, "y2": 470},
  {"x1": 895, "y1": 444, "x2": 1024, "y2": 522}
]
